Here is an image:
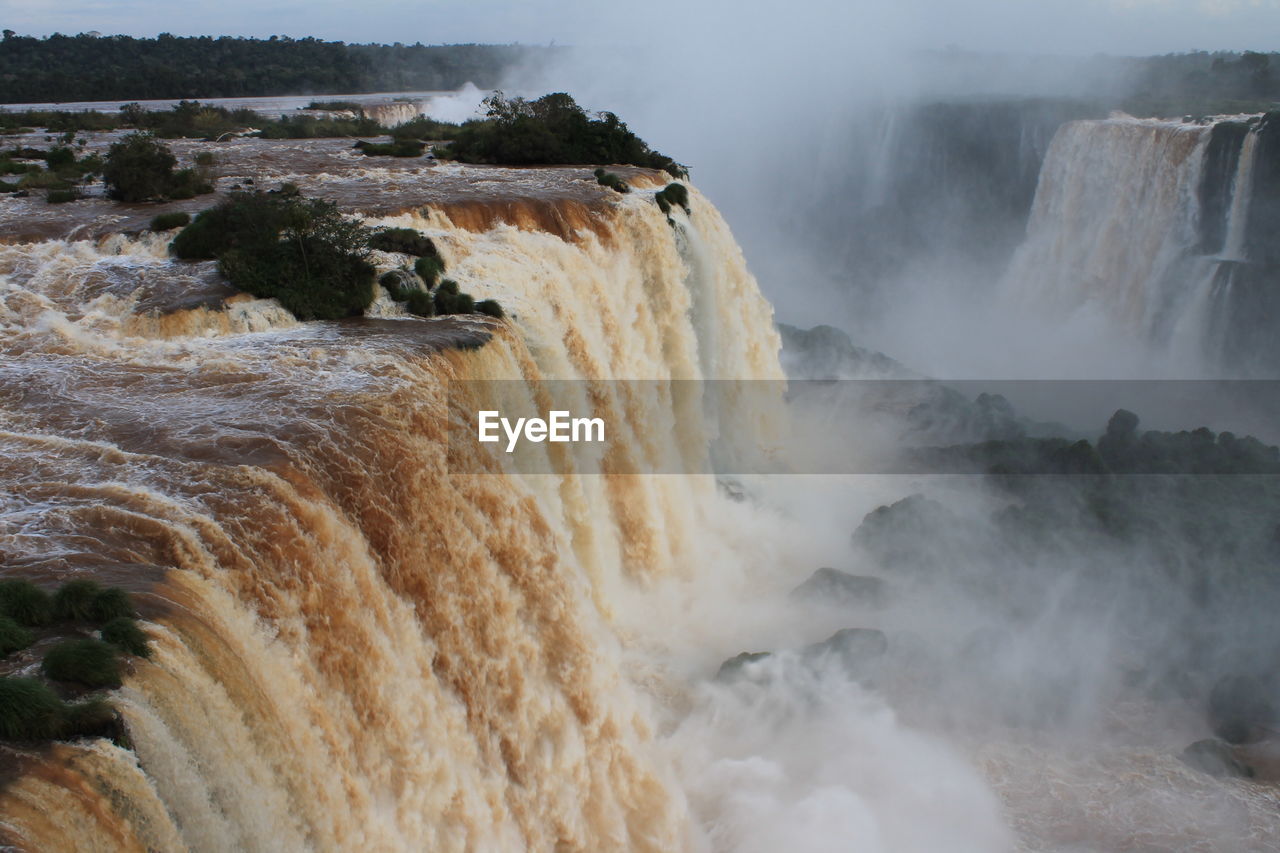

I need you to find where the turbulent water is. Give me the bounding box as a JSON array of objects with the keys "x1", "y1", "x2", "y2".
[
  {"x1": 0, "y1": 175, "x2": 787, "y2": 850},
  {"x1": 4, "y1": 110, "x2": 1280, "y2": 852}
]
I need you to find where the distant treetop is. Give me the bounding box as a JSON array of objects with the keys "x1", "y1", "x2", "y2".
[{"x1": 0, "y1": 32, "x2": 556, "y2": 103}]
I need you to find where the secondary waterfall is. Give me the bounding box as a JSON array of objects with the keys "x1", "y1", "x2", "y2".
[
  {"x1": 1002, "y1": 112, "x2": 1278, "y2": 373},
  {"x1": 0, "y1": 185, "x2": 784, "y2": 851}
]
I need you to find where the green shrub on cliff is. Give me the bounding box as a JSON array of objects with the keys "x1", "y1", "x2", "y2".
[
  {"x1": 0, "y1": 617, "x2": 33, "y2": 655},
  {"x1": 89, "y1": 587, "x2": 135, "y2": 623},
  {"x1": 221, "y1": 240, "x2": 375, "y2": 320},
  {"x1": 0, "y1": 677, "x2": 67, "y2": 740},
  {"x1": 63, "y1": 698, "x2": 120, "y2": 741},
  {"x1": 172, "y1": 190, "x2": 377, "y2": 320},
  {"x1": 51, "y1": 578, "x2": 99, "y2": 621},
  {"x1": 41, "y1": 639, "x2": 122, "y2": 689},
  {"x1": 101, "y1": 617, "x2": 151, "y2": 659},
  {"x1": 0, "y1": 580, "x2": 52, "y2": 627},
  {"x1": 378, "y1": 269, "x2": 417, "y2": 300},
  {"x1": 594, "y1": 168, "x2": 629, "y2": 193},
  {"x1": 434, "y1": 281, "x2": 475, "y2": 316},
  {"x1": 414, "y1": 255, "x2": 445, "y2": 287},
  {"x1": 655, "y1": 182, "x2": 690, "y2": 215},
  {"x1": 404, "y1": 289, "x2": 436, "y2": 317},
  {"x1": 0, "y1": 677, "x2": 122, "y2": 742},
  {"x1": 475, "y1": 299, "x2": 505, "y2": 319},
  {"x1": 369, "y1": 227, "x2": 437, "y2": 257},
  {"x1": 435, "y1": 92, "x2": 688, "y2": 178},
  {"x1": 52, "y1": 579, "x2": 134, "y2": 623}
]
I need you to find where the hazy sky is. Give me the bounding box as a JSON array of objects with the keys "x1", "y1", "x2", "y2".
[{"x1": 1, "y1": 0, "x2": 1278, "y2": 54}]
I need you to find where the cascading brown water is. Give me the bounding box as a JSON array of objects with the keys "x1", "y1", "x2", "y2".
[{"x1": 0, "y1": 181, "x2": 783, "y2": 851}]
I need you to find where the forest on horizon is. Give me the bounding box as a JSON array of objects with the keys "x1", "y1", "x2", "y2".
[
  {"x1": 0, "y1": 31, "x2": 1277, "y2": 114},
  {"x1": 0, "y1": 32, "x2": 556, "y2": 103}
]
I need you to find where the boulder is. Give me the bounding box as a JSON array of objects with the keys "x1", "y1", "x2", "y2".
[
  {"x1": 1209, "y1": 674, "x2": 1277, "y2": 744},
  {"x1": 853, "y1": 494, "x2": 957, "y2": 573},
  {"x1": 802, "y1": 627, "x2": 887, "y2": 682},
  {"x1": 714, "y1": 651, "x2": 772, "y2": 682},
  {"x1": 1180, "y1": 738, "x2": 1255, "y2": 778},
  {"x1": 790, "y1": 568, "x2": 887, "y2": 608}
]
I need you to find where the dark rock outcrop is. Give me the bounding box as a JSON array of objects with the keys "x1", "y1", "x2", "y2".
[
  {"x1": 790, "y1": 568, "x2": 888, "y2": 608},
  {"x1": 1209, "y1": 674, "x2": 1277, "y2": 744},
  {"x1": 1180, "y1": 738, "x2": 1255, "y2": 778},
  {"x1": 714, "y1": 651, "x2": 772, "y2": 682},
  {"x1": 801, "y1": 628, "x2": 887, "y2": 682}
]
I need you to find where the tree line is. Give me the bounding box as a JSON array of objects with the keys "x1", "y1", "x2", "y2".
[{"x1": 0, "y1": 32, "x2": 555, "y2": 103}]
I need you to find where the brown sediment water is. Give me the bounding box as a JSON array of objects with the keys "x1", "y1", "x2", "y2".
[{"x1": 0, "y1": 145, "x2": 784, "y2": 851}]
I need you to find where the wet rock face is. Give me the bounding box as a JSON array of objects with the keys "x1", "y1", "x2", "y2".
[
  {"x1": 1181, "y1": 738, "x2": 1255, "y2": 778},
  {"x1": 790, "y1": 568, "x2": 888, "y2": 609},
  {"x1": 802, "y1": 628, "x2": 888, "y2": 682},
  {"x1": 714, "y1": 628, "x2": 889, "y2": 686},
  {"x1": 1209, "y1": 674, "x2": 1277, "y2": 744},
  {"x1": 714, "y1": 651, "x2": 772, "y2": 682},
  {"x1": 777, "y1": 323, "x2": 914, "y2": 380},
  {"x1": 853, "y1": 494, "x2": 959, "y2": 575}
]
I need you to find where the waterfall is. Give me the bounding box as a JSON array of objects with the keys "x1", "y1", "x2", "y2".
[
  {"x1": 1220, "y1": 129, "x2": 1260, "y2": 263},
  {"x1": 0, "y1": 186, "x2": 785, "y2": 851},
  {"x1": 360, "y1": 102, "x2": 425, "y2": 128},
  {"x1": 1001, "y1": 114, "x2": 1272, "y2": 372}
]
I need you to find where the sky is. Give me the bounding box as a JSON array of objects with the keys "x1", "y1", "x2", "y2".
[{"x1": 1, "y1": 0, "x2": 1279, "y2": 55}]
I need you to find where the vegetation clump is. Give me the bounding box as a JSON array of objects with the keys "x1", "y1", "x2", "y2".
[
  {"x1": 0, "y1": 580, "x2": 52, "y2": 627},
  {"x1": 655, "y1": 182, "x2": 691, "y2": 216},
  {"x1": 150, "y1": 211, "x2": 191, "y2": 231},
  {"x1": 52, "y1": 579, "x2": 134, "y2": 623},
  {"x1": 435, "y1": 92, "x2": 688, "y2": 178},
  {"x1": 404, "y1": 289, "x2": 437, "y2": 317},
  {"x1": 101, "y1": 617, "x2": 151, "y2": 659},
  {"x1": 593, "y1": 168, "x2": 629, "y2": 193},
  {"x1": 432, "y1": 279, "x2": 475, "y2": 316},
  {"x1": 0, "y1": 677, "x2": 122, "y2": 742},
  {"x1": 354, "y1": 139, "x2": 426, "y2": 157},
  {"x1": 102, "y1": 132, "x2": 213, "y2": 202},
  {"x1": 0, "y1": 616, "x2": 33, "y2": 655},
  {"x1": 306, "y1": 100, "x2": 363, "y2": 112},
  {"x1": 172, "y1": 189, "x2": 376, "y2": 320},
  {"x1": 369, "y1": 227, "x2": 437, "y2": 257},
  {"x1": 0, "y1": 580, "x2": 148, "y2": 746},
  {"x1": 389, "y1": 116, "x2": 461, "y2": 141},
  {"x1": 378, "y1": 269, "x2": 421, "y2": 301},
  {"x1": 475, "y1": 299, "x2": 505, "y2": 319},
  {"x1": 0, "y1": 677, "x2": 69, "y2": 740},
  {"x1": 167, "y1": 187, "x2": 503, "y2": 322},
  {"x1": 413, "y1": 255, "x2": 445, "y2": 288},
  {"x1": 1, "y1": 138, "x2": 102, "y2": 195},
  {"x1": 41, "y1": 638, "x2": 122, "y2": 689},
  {"x1": 259, "y1": 114, "x2": 383, "y2": 139}
]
